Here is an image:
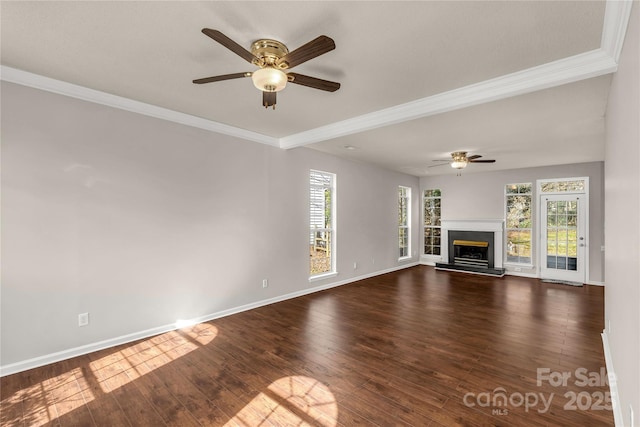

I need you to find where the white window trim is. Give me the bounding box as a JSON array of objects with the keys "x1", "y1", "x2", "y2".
[
  {"x1": 308, "y1": 272, "x2": 339, "y2": 282},
  {"x1": 422, "y1": 189, "x2": 442, "y2": 262},
  {"x1": 538, "y1": 177, "x2": 588, "y2": 195},
  {"x1": 398, "y1": 186, "x2": 412, "y2": 261},
  {"x1": 504, "y1": 182, "x2": 533, "y2": 266},
  {"x1": 309, "y1": 170, "x2": 337, "y2": 279}
]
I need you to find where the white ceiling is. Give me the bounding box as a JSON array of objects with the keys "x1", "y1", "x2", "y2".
[{"x1": 1, "y1": 1, "x2": 630, "y2": 176}]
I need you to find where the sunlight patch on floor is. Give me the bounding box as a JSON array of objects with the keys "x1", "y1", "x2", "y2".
[
  {"x1": 225, "y1": 375, "x2": 338, "y2": 427},
  {"x1": 0, "y1": 322, "x2": 218, "y2": 426},
  {"x1": 89, "y1": 322, "x2": 217, "y2": 393},
  {"x1": 1, "y1": 367, "x2": 94, "y2": 427}
]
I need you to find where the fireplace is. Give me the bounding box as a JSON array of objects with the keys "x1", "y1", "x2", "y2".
[
  {"x1": 435, "y1": 219, "x2": 505, "y2": 277},
  {"x1": 448, "y1": 230, "x2": 495, "y2": 269},
  {"x1": 453, "y1": 239, "x2": 489, "y2": 268}
]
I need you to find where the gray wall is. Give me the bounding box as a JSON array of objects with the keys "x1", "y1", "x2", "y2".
[
  {"x1": 604, "y1": 2, "x2": 639, "y2": 424},
  {"x1": 1, "y1": 82, "x2": 420, "y2": 369},
  {"x1": 420, "y1": 162, "x2": 605, "y2": 283}
]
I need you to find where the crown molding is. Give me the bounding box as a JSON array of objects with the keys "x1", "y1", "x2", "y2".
[
  {"x1": 279, "y1": 49, "x2": 617, "y2": 149},
  {"x1": 601, "y1": 0, "x2": 635, "y2": 62},
  {"x1": 0, "y1": 66, "x2": 280, "y2": 147}
]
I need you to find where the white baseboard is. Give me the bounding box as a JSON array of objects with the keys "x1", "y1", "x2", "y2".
[
  {"x1": 505, "y1": 270, "x2": 539, "y2": 278},
  {"x1": 601, "y1": 330, "x2": 624, "y2": 426},
  {"x1": 587, "y1": 280, "x2": 605, "y2": 286},
  {"x1": 0, "y1": 262, "x2": 418, "y2": 377}
]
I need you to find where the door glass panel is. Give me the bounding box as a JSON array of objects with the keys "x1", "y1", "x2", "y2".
[
  {"x1": 557, "y1": 229, "x2": 567, "y2": 256},
  {"x1": 547, "y1": 229, "x2": 557, "y2": 255},
  {"x1": 545, "y1": 199, "x2": 579, "y2": 271},
  {"x1": 558, "y1": 214, "x2": 567, "y2": 227},
  {"x1": 557, "y1": 201, "x2": 566, "y2": 213}
]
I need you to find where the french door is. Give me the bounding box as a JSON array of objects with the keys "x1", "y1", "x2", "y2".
[{"x1": 540, "y1": 194, "x2": 586, "y2": 283}]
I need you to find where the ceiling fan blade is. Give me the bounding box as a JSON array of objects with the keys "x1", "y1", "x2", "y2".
[
  {"x1": 469, "y1": 159, "x2": 496, "y2": 163},
  {"x1": 466, "y1": 154, "x2": 482, "y2": 160},
  {"x1": 263, "y1": 91, "x2": 277, "y2": 109},
  {"x1": 277, "y1": 35, "x2": 335, "y2": 69},
  {"x1": 201, "y1": 29, "x2": 257, "y2": 64},
  {"x1": 287, "y1": 73, "x2": 340, "y2": 92},
  {"x1": 193, "y1": 72, "x2": 252, "y2": 84},
  {"x1": 427, "y1": 162, "x2": 451, "y2": 168}
]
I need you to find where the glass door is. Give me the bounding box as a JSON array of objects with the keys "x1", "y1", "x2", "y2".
[{"x1": 540, "y1": 194, "x2": 586, "y2": 283}]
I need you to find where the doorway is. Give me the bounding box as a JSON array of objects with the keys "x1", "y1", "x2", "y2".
[{"x1": 538, "y1": 179, "x2": 588, "y2": 284}]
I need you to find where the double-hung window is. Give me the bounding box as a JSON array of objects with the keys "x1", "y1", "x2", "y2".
[
  {"x1": 309, "y1": 170, "x2": 336, "y2": 277},
  {"x1": 398, "y1": 186, "x2": 411, "y2": 259},
  {"x1": 505, "y1": 183, "x2": 532, "y2": 264},
  {"x1": 423, "y1": 189, "x2": 442, "y2": 255}
]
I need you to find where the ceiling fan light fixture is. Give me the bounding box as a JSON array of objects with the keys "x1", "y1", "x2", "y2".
[
  {"x1": 251, "y1": 67, "x2": 287, "y2": 92},
  {"x1": 451, "y1": 151, "x2": 468, "y2": 169}
]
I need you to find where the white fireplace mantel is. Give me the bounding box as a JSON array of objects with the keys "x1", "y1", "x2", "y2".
[{"x1": 440, "y1": 219, "x2": 504, "y2": 269}]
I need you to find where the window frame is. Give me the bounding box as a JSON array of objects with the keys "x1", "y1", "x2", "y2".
[
  {"x1": 309, "y1": 169, "x2": 337, "y2": 281},
  {"x1": 398, "y1": 186, "x2": 412, "y2": 260},
  {"x1": 505, "y1": 182, "x2": 533, "y2": 267},
  {"x1": 423, "y1": 189, "x2": 442, "y2": 258}
]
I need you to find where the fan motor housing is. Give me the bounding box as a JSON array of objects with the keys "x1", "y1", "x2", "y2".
[{"x1": 251, "y1": 39, "x2": 289, "y2": 68}]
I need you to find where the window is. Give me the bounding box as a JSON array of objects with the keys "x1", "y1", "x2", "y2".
[
  {"x1": 309, "y1": 170, "x2": 335, "y2": 277},
  {"x1": 423, "y1": 189, "x2": 441, "y2": 256},
  {"x1": 398, "y1": 186, "x2": 411, "y2": 259},
  {"x1": 505, "y1": 183, "x2": 532, "y2": 264},
  {"x1": 540, "y1": 179, "x2": 585, "y2": 193}
]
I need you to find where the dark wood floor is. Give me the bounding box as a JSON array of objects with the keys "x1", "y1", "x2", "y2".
[{"x1": 1, "y1": 266, "x2": 613, "y2": 426}]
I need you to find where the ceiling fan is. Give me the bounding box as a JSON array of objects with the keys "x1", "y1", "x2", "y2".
[
  {"x1": 430, "y1": 151, "x2": 496, "y2": 172},
  {"x1": 193, "y1": 29, "x2": 341, "y2": 109}
]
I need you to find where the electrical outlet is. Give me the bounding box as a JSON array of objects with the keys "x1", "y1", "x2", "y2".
[
  {"x1": 78, "y1": 312, "x2": 89, "y2": 327},
  {"x1": 353, "y1": 261, "x2": 357, "y2": 269},
  {"x1": 262, "y1": 279, "x2": 268, "y2": 288}
]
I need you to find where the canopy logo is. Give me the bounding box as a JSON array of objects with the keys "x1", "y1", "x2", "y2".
[{"x1": 462, "y1": 367, "x2": 612, "y2": 415}]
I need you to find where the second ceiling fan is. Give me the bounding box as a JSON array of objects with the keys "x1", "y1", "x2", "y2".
[
  {"x1": 430, "y1": 151, "x2": 496, "y2": 173},
  {"x1": 193, "y1": 29, "x2": 341, "y2": 109}
]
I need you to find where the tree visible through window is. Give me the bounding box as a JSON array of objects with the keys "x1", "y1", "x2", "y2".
[
  {"x1": 310, "y1": 170, "x2": 335, "y2": 276},
  {"x1": 423, "y1": 189, "x2": 441, "y2": 255},
  {"x1": 398, "y1": 187, "x2": 411, "y2": 258},
  {"x1": 506, "y1": 183, "x2": 532, "y2": 264}
]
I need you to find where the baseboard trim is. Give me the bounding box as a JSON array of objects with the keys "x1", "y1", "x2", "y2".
[
  {"x1": 601, "y1": 330, "x2": 624, "y2": 426},
  {"x1": 0, "y1": 262, "x2": 418, "y2": 377},
  {"x1": 504, "y1": 270, "x2": 539, "y2": 279},
  {"x1": 502, "y1": 270, "x2": 604, "y2": 285}
]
